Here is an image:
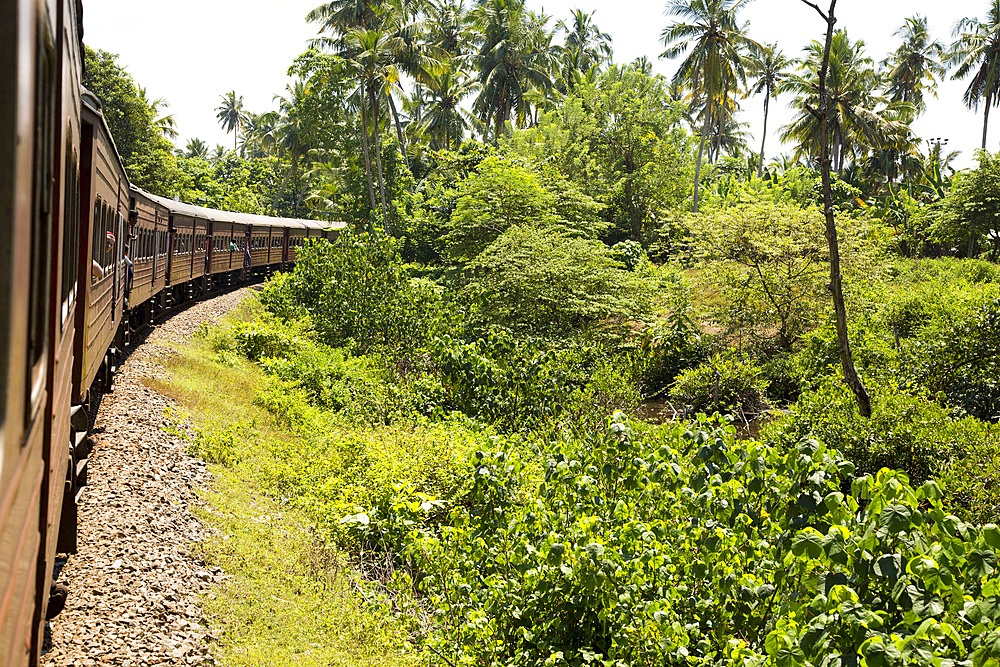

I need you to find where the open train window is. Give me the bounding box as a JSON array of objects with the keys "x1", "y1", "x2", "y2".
[
  {"x1": 26, "y1": 20, "x2": 58, "y2": 426},
  {"x1": 61, "y1": 137, "x2": 80, "y2": 327}
]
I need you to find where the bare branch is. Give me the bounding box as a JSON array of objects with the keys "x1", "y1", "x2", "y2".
[{"x1": 796, "y1": 0, "x2": 829, "y2": 22}]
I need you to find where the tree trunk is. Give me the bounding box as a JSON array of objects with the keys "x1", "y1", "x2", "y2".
[
  {"x1": 387, "y1": 93, "x2": 410, "y2": 174},
  {"x1": 358, "y1": 79, "x2": 378, "y2": 214},
  {"x1": 758, "y1": 91, "x2": 769, "y2": 179},
  {"x1": 269, "y1": 158, "x2": 294, "y2": 216},
  {"x1": 983, "y1": 93, "x2": 992, "y2": 150},
  {"x1": 805, "y1": 0, "x2": 872, "y2": 418},
  {"x1": 369, "y1": 84, "x2": 389, "y2": 233},
  {"x1": 692, "y1": 103, "x2": 711, "y2": 213}
]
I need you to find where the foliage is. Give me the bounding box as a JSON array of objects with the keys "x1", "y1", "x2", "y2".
[
  {"x1": 671, "y1": 352, "x2": 771, "y2": 417},
  {"x1": 429, "y1": 331, "x2": 591, "y2": 433},
  {"x1": 763, "y1": 378, "x2": 1000, "y2": 523},
  {"x1": 260, "y1": 234, "x2": 440, "y2": 355},
  {"x1": 903, "y1": 296, "x2": 1000, "y2": 421},
  {"x1": 609, "y1": 239, "x2": 648, "y2": 271},
  {"x1": 464, "y1": 225, "x2": 647, "y2": 339},
  {"x1": 686, "y1": 197, "x2": 881, "y2": 351},
  {"x1": 445, "y1": 153, "x2": 606, "y2": 262},
  {"x1": 351, "y1": 415, "x2": 1000, "y2": 667},
  {"x1": 927, "y1": 151, "x2": 1000, "y2": 258},
  {"x1": 510, "y1": 66, "x2": 695, "y2": 243},
  {"x1": 83, "y1": 46, "x2": 180, "y2": 196}
]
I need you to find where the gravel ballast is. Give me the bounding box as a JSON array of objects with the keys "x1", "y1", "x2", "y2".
[{"x1": 42, "y1": 288, "x2": 252, "y2": 666}]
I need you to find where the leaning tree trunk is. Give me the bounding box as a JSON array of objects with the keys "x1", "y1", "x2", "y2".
[
  {"x1": 692, "y1": 102, "x2": 712, "y2": 213},
  {"x1": 358, "y1": 79, "x2": 378, "y2": 215},
  {"x1": 368, "y1": 84, "x2": 390, "y2": 233},
  {"x1": 758, "y1": 91, "x2": 769, "y2": 179},
  {"x1": 387, "y1": 94, "x2": 410, "y2": 174},
  {"x1": 269, "y1": 160, "x2": 294, "y2": 216},
  {"x1": 983, "y1": 93, "x2": 992, "y2": 150},
  {"x1": 802, "y1": 0, "x2": 872, "y2": 418}
]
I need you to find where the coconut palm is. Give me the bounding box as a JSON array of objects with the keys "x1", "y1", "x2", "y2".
[
  {"x1": 216, "y1": 91, "x2": 244, "y2": 152},
  {"x1": 239, "y1": 111, "x2": 280, "y2": 157},
  {"x1": 882, "y1": 15, "x2": 947, "y2": 117},
  {"x1": 948, "y1": 0, "x2": 1000, "y2": 149},
  {"x1": 412, "y1": 67, "x2": 478, "y2": 148},
  {"x1": 472, "y1": 0, "x2": 554, "y2": 142},
  {"x1": 556, "y1": 9, "x2": 612, "y2": 89},
  {"x1": 426, "y1": 0, "x2": 470, "y2": 60},
  {"x1": 138, "y1": 86, "x2": 178, "y2": 140},
  {"x1": 780, "y1": 31, "x2": 906, "y2": 174},
  {"x1": 746, "y1": 43, "x2": 790, "y2": 177},
  {"x1": 211, "y1": 145, "x2": 227, "y2": 161},
  {"x1": 184, "y1": 137, "x2": 208, "y2": 159},
  {"x1": 660, "y1": 0, "x2": 761, "y2": 212},
  {"x1": 270, "y1": 81, "x2": 317, "y2": 217}
]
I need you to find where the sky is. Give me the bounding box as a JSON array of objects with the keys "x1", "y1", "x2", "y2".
[{"x1": 82, "y1": 0, "x2": 989, "y2": 168}]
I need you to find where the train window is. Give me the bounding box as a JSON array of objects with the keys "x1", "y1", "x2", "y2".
[
  {"x1": 91, "y1": 197, "x2": 102, "y2": 283},
  {"x1": 27, "y1": 25, "x2": 57, "y2": 423},
  {"x1": 61, "y1": 141, "x2": 80, "y2": 326}
]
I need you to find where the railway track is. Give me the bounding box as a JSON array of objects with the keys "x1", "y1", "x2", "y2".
[{"x1": 40, "y1": 288, "x2": 253, "y2": 666}]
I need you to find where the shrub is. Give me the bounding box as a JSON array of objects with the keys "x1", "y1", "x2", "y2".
[
  {"x1": 259, "y1": 233, "x2": 442, "y2": 355},
  {"x1": 632, "y1": 312, "x2": 713, "y2": 395},
  {"x1": 609, "y1": 239, "x2": 647, "y2": 271},
  {"x1": 671, "y1": 352, "x2": 770, "y2": 417},
  {"x1": 903, "y1": 296, "x2": 1000, "y2": 421},
  {"x1": 232, "y1": 320, "x2": 299, "y2": 361},
  {"x1": 763, "y1": 378, "x2": 1000, "y2": 522},
  {"x1": 350, "y1": 415, "x2": 1000, "y2": 667}
]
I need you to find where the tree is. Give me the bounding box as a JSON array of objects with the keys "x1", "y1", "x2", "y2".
[
  {"x1": 413, "y1": 66, "x2": 479, "y2": 149},
  {"x1": 216, "y1": 91, "x2": 244, "y2": 152},
  {"x1": 928, "y1": 149, "x2": 1000, "y2": 257},
  {"x1": 184, "y1": 138, "x2": 209, "y2": 159},
  {"x1": 82, "y1": 47, "x2": 180, "y2": 196},
  {"x1": 948, "y1": 0, "x2": 1000, "y2": 149},
  {"x1": 796, "y1": 0, "x2": 872, "y2": 418},
  {"x1": 882, "y1": 15, "x2": 947, "y2": 117},
  {"x1": 747, "y1": 43, "x2": 790, "y2": 178},
  {"x1": 466, "y1": 225, "x2": 645, "y2": 338},
  {"x1": 472, "y1": 0, "x2": 554, "y2": 141},
  {"x1": 660, "y1": 0, "x2": 761, "y2": 212},
  {"x1": 138, "y1": 86, "x2": 178, "y2": 140},
  {"x1": 556, "y1": 9, "x2": 613, "y2": 90},
  {"x1": 780, "y1": 31, "x2": 906, "y2": 174}
]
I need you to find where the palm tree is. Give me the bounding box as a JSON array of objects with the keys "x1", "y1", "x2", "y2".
[
  {"x1": 780, "y1": 31, "x2": 906, "y2": 174},
  {"x1": 184, "y1": 138, "x2": 208, "y2": 159},
  {"x1": 948, "y1": 0, "x2": 1000, "y2": 149},
  {"x1": 270, "y1": 81, "x2": 317, "y2": 217},
  {"x1": 556, "y1": 9, "x2": 612, "y2": 89},
  {"x1": 211, "y1": 144, "x2": 227, "y2": 161},
  {"x1": 426, "y1": 0, "x2": 470, "y2": 60},
  {"x1": 660, "y1": 0, "x2": 761, "y2": 212},
  {"x1": 413, "y1": 67, "x2": 478, "y2": 149},
  {"x1": 216, "y1": 91, "x2": 244, "y2": 152},
  {"x1": 746, "y1": 43, "x2": 790, "y2": 177},
  {"x1": 239, "y1": 111, "x2": 280, "y2": 157},
  {"x1": 472, "y1": 0, "x2": 554, "y2": 141},
  {"x1": 882, "y1": 16, "x2": 946, "y2": 117},
  {"x1": 138, "y1": 86, "x2": 178, "y2": 140}
]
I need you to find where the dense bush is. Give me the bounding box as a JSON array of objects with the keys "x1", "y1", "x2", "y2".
[
  {"x1": 260, "y1": 233, "x2": 442, "y2": 355},
  {"x1": 632, "y1": 312, "x2": 713, "y2": 396},
  {"x1": 671, "y1": 353, "x2": 771, "y2": 418},
  {"x1": 464, "y1": 225, "x2": 648, "y2": 339},
  {"x1": 347, "y1": 416, "x2": 1000, "y2": 667},
  {"x1": 763, "y1": 378, "x2": 1000, "y2": 523},
  {"x1": 903, "y1": 296, "x2": 1000, "y2": 421}
]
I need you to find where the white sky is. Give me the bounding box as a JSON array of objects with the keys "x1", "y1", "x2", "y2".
[{"x1": 83, "y1": 0, "x2": 988, "y2": 168}]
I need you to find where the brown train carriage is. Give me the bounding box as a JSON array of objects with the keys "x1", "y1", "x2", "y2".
[
  {"x1": 0, "y1": 0, "x2": 84, "y2": 664},
  {"x1": 74, "y1": 92, "x2": 129, "y2": 405},
  {"x1": 128, "y1": 188, "x2": 169, "y2": 315}
]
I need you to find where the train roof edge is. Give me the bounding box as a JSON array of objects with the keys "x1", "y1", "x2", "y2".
[{"x1": 130, "y1": 187, "x2": 348, "y2": 232}]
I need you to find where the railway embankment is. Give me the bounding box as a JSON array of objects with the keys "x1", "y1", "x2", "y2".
[{"x1": 42, "y1": 289, "x2": 252, "y2": 666}]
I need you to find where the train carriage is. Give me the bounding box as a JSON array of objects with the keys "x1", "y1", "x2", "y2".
[
  {"x1": 1, "y1": 5, "x2": 346, "y2": 657},
  {"x1": 74, "y1": 91, "x2": 129, "y2": 405},
  {"x1": 0, "y1": 0, "x2": 85, "y2": 664}
]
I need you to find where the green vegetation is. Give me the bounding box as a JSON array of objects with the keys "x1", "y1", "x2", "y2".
[{"x1": 121, "y1": 0, "x2": 1000, "y2": 663}]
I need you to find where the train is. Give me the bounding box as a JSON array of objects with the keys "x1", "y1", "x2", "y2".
[{"x1": 0, "y1": 1, "x2": 343, "y2": 664}]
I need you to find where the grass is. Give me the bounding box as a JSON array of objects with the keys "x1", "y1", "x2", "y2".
[{"x1": 148, "y1": 299, "x2": 422, "y2": 667}]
